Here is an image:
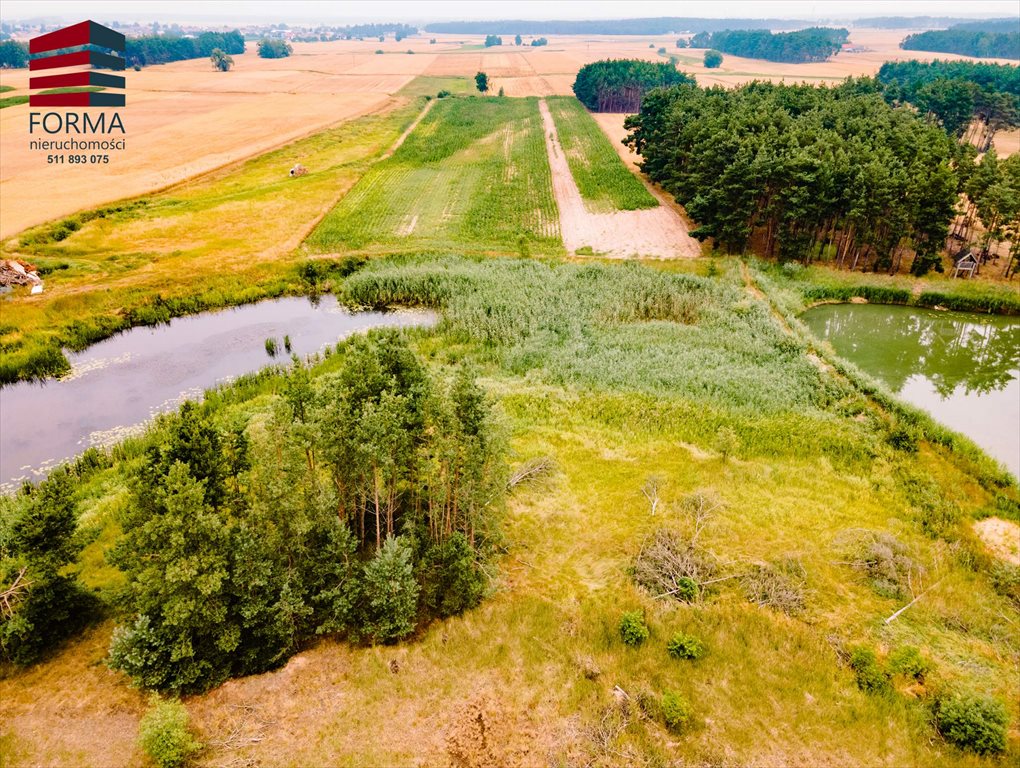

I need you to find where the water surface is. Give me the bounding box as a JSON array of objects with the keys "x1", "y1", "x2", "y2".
[
  {"x1": 802, "y1": 303, "x2": 1019, "y2": 477},
  {"x1": 0, "y1": 296, "x2": 436, "y2": 488}
]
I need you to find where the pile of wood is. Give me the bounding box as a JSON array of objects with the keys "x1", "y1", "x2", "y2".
[{"x1": 0, "y1": 259, "x2": 43, "y2": 290}]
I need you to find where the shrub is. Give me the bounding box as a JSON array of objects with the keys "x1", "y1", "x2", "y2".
[
  {"x1": 632, "y1": 528, "x2": 714, "y2": 602},
  {"x1": 742, "y1": 560, "x2": 806, "y2": 615},
  {"x1": 704, "y1": 50, "x2": 723, "y2": 68},
  {"x1": 138, "y1": 697, "x2": 202, "y2": 768},
  {"x1": 660, "y1": 690, "x2": 694, "y2": 733},
  {"x1": 936, "y1": 692, "x2": 1008, "y2": 754},
  {"x1": 666, "y1": 632, "x2": 705, "y2": 660},
  {"x1": 619, "y1": 611, "x2": 649, "y2": 646},
  {"x1": 437, "y1": 89, "x2": 451, "y2": 98},
  {"x1": 841, "y1": 530, "x2": 924, "y2": 600},
  {"x1": 849, "y1": 646, "x2": 890, "y2": 694},
  {"x1": 888, "y1": 645, "x2": 931, "y2": 682}
]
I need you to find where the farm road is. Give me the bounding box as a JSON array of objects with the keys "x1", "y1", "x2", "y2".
[{"x1": 538, "y1": 99, "x2": 701, "y2": 258}]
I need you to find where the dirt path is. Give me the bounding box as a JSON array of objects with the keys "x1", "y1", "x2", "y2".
[
  {"x1": 381, "y1": 97, "x2": 436, "y2": 161},
  {"x1": 538, "y1": 99, "x2": 700, "y2": 259}
]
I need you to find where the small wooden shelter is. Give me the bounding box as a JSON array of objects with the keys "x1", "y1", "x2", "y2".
[{"x1": 952, "y1": 251, "x2": 978, "y2": 278}]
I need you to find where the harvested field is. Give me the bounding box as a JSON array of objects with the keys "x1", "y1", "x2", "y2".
[
  {"x1": 539, "y1": 99, "x2": 700, "y2": 258},
  {"x1": 0, "y1": 41, "x2": 438, "y2": 238},
  {"x1": 307, "y1": 96, "x2": 560, "y2": 255}
]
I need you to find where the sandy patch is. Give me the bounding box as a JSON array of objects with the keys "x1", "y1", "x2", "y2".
[
  {"x1": 973, "y1": 517, "x2": 1020, "y2": 565},
  {"x1": 538, "y1": 100, "x2": 699, "y2": 258}
]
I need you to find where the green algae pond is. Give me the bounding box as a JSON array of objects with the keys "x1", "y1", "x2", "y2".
[{"x1": 802, "y1": 302, "x2": 1020, "y2": 478}]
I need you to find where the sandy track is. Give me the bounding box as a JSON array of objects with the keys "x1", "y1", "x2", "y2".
[{"x1": 538, "y1": 99, "x2": 700, "y2": 258}]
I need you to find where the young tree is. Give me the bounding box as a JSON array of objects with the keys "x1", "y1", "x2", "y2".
[
  {"x1": 704, "y1": 49, "x2": 724, "y2": 68},
  {"x1": 514, "y1": 33, "x2": 522, "y2": 46},
  {"x1": 475, "y1": 71, "x2": 489, "y2": 93},
  {"x1": 209, "y1": 47, "x2": 233, "y2": 71}
]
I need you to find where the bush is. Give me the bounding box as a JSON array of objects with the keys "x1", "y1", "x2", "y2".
[
  {"x1": 660, "y1": 690, "x2": 694, "y2": 733},
  {"x1": 849, "y1": 646, "x2": 890, "y2": 694},
  {"x1": 936, "y1": 692, "x2": 1008, "y2": 754},
  {"x1": 619, "y1": 611, "x2": 649, "y2": 646},
  {"x1": 632, "y1": 528, "x2": 714, "y2": 602},
  {"x1": 741, "y1": 560, "x2": 806, "y2": 615},
  {"x1": 888, "y1": 645, "x2": 931, "y2": 682},
  {"x1": 666, "y1": 632, "x2": 705, "y2": 660},
  {"x1": 437, "y1": 89, "x2": 451, "y2": 98},
  {"x1": 704, "y1": 50, "x2": 723, "y2": 68},
  {"x1": 138, "y1": 697, "x2": 202, "y2": 768}
]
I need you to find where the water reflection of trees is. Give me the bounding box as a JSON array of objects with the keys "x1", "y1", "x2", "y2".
[{"x1": 811, "y1": 306, "x2": 1020, "y2": 396}]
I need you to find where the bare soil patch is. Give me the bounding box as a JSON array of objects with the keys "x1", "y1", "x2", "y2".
[
  {"x1": 539, "y1": 99, "x2": 700, "y2": 258},
  {"x1": 973, "y1": 517, "x2": 1020, "y2": 565}
]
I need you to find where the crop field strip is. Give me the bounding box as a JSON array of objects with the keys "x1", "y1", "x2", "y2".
[
  {"x1": 546, "y1": 95, "x2": 658, "y2": 212},
  {"x1": 306, "y1": 96, "x2": 562, "y2": 255}
]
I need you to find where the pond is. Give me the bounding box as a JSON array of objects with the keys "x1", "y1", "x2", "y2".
[
  {"x1": 802, "y1": 303, "x2": 1020, "y2": 478},
  {"x1": 0, "y1": 296, "x2": 437, "y2": 489}
]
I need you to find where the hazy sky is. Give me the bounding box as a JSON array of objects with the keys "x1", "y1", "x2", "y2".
[{"x1": 2, "y1": 0, "x2": 1017, "y2": 24}]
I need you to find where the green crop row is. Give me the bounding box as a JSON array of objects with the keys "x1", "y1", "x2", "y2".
[
  {"x1": 307, "y1": 96, "x2": 562, "y2": 255},
  {"x1": 546, "y1": 95, "x2": 658, "y2": 212}
]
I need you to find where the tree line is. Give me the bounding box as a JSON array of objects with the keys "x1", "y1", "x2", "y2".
[
  {"x1": 573, "y1": 59, "x2": 693, "y2": 113},
  {"x1": 877, "y1": 60, "x2": 1019, "y2": 139},
  {"x1": 424, "y1": 18, "x2": 805, "y2": 36},
  {"x1": 292, "y1": 23, "x2": 416, "y2": 42},
  {"x1": 125, "y1": 30, "x2": 244, "y2": 68},
  {"x1": 689, "y1": 27, "x2": 848, "y2": 63},
  {"x1": 1, "y1": 333, "x2": 506, "y2": 693},
  {"x1": 624, "y1": 79, "x2": 961, "y2": 274},
  {"x1": 901, "y1": 27, "x2": 1020, "y2": 60}
]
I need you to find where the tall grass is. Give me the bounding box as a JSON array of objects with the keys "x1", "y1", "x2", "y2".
[
  {"x1": 546, "y1": 96, "x2": 658, "y2": 212},
  {"x1": 345, "y1": 256, "x2": 831, "y2": 414}
]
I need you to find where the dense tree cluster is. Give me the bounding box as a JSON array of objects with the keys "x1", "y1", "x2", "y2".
[
  {"x1": 125, "y1": 30, "x2": 244, "y2": 68},
  {"x1": 573, "y1": 59, "x2": 693, "y2": 112},
  {"x1": 256, "y1": 38, "x2": 293, "y2": 59},
  {"x1": 424, "y1": 18, "x2": 805, "y2": 36},
  {"x1": 901, "y1": 28, "x2": 1020, "y2": 60},
  {"x1": 530, "y1": 37, "x2": 548, "y2": 47},
  {"x1": 877, "y1": 60, "x2": 1019, "y2": 137},
  {"x1": 0, "y1": 39, "x2": 28, "y2": 68},
  {"x1": 3, "y1": 334, "x2": 504, "y2": 692},
  {"x1": 624, "y1": 79, "x2": 959, "y2": 274},
  {"x1": 484, "y1": 35, "x2": 502, "y2": 47},
  {"x1": 689, "y1": 27, "x2": 848, "y2": 63}
]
